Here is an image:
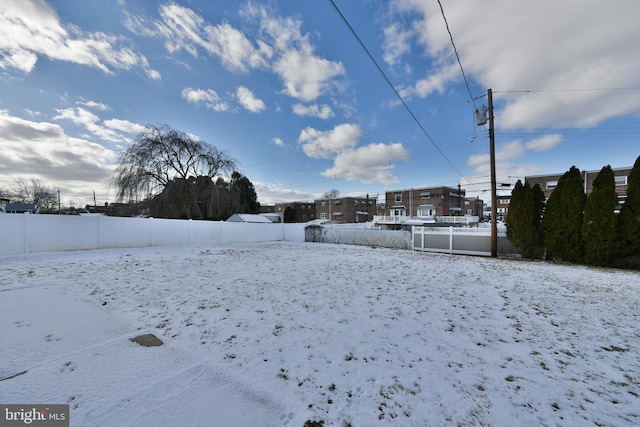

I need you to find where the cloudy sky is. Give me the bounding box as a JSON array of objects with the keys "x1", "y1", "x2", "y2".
[{"x1": 1, "y1": 0, "x2": 639, "y2": 207}]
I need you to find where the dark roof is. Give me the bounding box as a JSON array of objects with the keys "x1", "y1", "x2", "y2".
[{"x1": 5, "y1": 203, "x2": 38, "y2": 213}]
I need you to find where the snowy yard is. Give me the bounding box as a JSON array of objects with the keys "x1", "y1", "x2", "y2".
[{"x1": 1, "y1": 241, "x2": 639, "y2": 426}]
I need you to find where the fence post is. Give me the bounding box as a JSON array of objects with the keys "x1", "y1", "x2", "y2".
[
  {"x1": 97, "y1": 215, "x2": 102, "y2": 249},
  {"x1": 449, "y1": 226, "x2": 453, "y2": 255},
  {"x1": 23, "y1": 213, "x2": 29, "y2": 254}
]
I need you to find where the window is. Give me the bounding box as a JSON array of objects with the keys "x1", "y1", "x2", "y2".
[
  {"x1": 467, "y1": 209, "x2": 473, "y2": 215},
  {"x1": 321, "y1": 201, "x2": 325, "y2": 207},
  {"x1": 302, "y1": 214, "x2": 307, "y2": 221},
  {"x1": 418, "y1": 206, "x2": 434, "y2": 217},
  {"x1": 301, "y1": 204, "x2": 305, "y2": 209},
  {"x1": 320, "y1": 212, "x2": 327, "y2": 219},
  {"x1": 546, "y1": 181, "x2": 558, "y2": 190},
  {"x1": 395, "y1": 194, "x2": 402, "y2": 203},
  {"x1": 615, "y1": 176, "x2": 628, "y2": 186}
]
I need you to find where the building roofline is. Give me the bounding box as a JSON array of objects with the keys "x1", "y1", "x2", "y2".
[{"x1": 525, "y1": 165, "x2": 633, "y2": 179}]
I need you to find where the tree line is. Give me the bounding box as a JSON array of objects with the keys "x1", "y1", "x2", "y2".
[
  {"x1": 0, "y1": 178, "x2": 59, "y2": 212},
  {"x1": 113, "y1": 124, "x2": 260, "y2": 220},
  {"x1": 2, "y1": 124, "x2": 261, "y2": 220},
  {"x1": 506, "y1": 155, "x2": 640, "y2": 269}
]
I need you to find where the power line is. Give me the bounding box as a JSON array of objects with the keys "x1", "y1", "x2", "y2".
[
  {"x1": 436, "y1": 0, "x2": 477, "y2": 112},
  {"x1": 327, "y1": 0, "x2": 469, "y2": 183},
  {"x1": 495, "y1": 87, "x2": 640, "y2": 94}
]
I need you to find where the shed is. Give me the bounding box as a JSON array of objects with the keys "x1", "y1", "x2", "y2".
[
  {"x1": 226, "y1": 213, "x2": 273, "y2": 223},
  {"x1": 4, "y1": 203, "x2": 39, "y2": 214}
]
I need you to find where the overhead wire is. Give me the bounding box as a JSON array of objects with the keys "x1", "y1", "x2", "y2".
[
  {"x1": 436, "y1": 0, "x2": 476, "y2": 112},
  {"x1": 327, "y1": 0, "x2": 470, "y2": 183}
]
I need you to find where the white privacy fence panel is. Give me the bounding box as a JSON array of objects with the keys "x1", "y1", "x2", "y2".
[
  {"x1": 0, "y1": 214, "x2": 306, "y2": 256},
  {"x1": 413, "y1": 226, "x2": 514, "y2": 256}
]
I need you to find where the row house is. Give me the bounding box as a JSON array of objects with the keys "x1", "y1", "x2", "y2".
[
  {"x1": 274, "y1": 201, "x2": 316, "y2": 223},
  {"x1": 495, "y1": 191, "x2": 512, "y2": 222},
  {"x1": 525, "y1": 166, "x2": 633, "y2": 206},
  {"x1": 315, "y1": 195, "x2": 377, "y2": 224},
  {"x1": 375, "y1": 186, "x2": 484, "y2": 228}
]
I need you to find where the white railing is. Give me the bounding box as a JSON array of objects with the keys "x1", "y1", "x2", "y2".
[
  {"x1": 372, "y1": 215, "x2": 406, "y2": 223},
  {"x1": 374, "y1": 215, "x2": 479, "y2": 225},
  {"x1": 436, "y1": 216, "x2": 479, "y2": 224}
]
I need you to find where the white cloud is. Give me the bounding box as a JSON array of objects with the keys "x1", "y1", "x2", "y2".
[
  {"x1": 298, "y1": 122, "x2": 409, "y2": 185},
  {"x1": 139, "y1": 3, "x2": 268, "y2": 73},
  {"x1": 389, "y1": 0, "x2": 640, "y2": 128},
  {"x1": 271, "y1": 137, "x2": 285, "y2": 147},
  {"x1": 298, "y1": 124, "x2": 361, "y2": 159},
  {"x1": 236, "y1": 86, "x2": 266, "y2": 113},
  {"x1": 53, "y1": 107, "x2": 124, "y2": 143},
  {"x1": 250, "y1": 180, "x2": 318, "y2": 205},
  {"x1": 77, "y1": 100, "x2": 109, "y2": 111},
  {"x1": 467, "y1": 134, "x2": 563, "y2": 180},
  {"x1": 141, "y1": 3, "x2": 344, "y2": 102},
  {"x1": 321, "y1": 143, "x2": 410, "y2": 184},
  {"x1": 103, "y1": 119, "x2": 145, "y2": 135},
  {"x1": 181, "y1": 88, "x2": 229, "y2": 112},
  {"x1": 0, "y1": 0, "x2": 159, "y2": 77},
  {"x1": 252, "y1": 5, "x2": 346, "y2": 101},
  {"x1": 0, "y1": 109, "x2": 116, "y2": 202},
  {"x1": 273, "y1": 48, "x2": 345, "y2": 102},
  {"x1": 382, "y1": 22, "x2": 413, "y2": 67},
  {"x1": 526, "y1": 134, "x2": 563, "y2": 152},
  {"x1": 292, "y1": 103, "x2": 334, "y2": 119}
]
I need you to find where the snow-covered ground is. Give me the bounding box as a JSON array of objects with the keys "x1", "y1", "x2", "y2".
[{"x1": 1, "y1": 241, "x2": 639, "y2": 426}]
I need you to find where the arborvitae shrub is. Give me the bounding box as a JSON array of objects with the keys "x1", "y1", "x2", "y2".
[
  {"x1": 582, "y1": 166, "x2": 618, "y2": 266},
  {"x1": 543, "y1": 166, "x2": 586, "y2": 262}
]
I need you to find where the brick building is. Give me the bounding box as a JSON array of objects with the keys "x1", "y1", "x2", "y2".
[
  {"x1": 315, "y1": 195, "x2": 377, "y2": 223},
  {"x1": 525, "y1": 166, "x2": 633, "y2": 205},
  {"x1": 274, "y1": 201, "x2": 316, "y2": 223},
  {"x1": 384, "y1": 186, "x2": 478, "y2": 218}
]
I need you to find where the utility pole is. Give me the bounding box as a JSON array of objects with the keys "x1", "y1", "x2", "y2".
[{"x1": 488, "y1": 88, "x2": 497, "y2": 257}]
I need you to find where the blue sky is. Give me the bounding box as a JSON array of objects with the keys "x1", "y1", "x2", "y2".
[{"x1": 1, "y1": 0, "x2": 639, "y2": 207}]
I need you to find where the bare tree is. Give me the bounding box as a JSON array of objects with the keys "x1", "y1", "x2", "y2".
[
  {"x1": 324, "y1": 189, "x2": 340, "y2": 200},
  {"x1": 12, "y1": 178, "x2": 57, "y2": 211},
  {"x1": 323, "y1": 188, "x2": 340, "y2": 219},
  {"x1": 112, "y1": 124, "x2": 237, "y2": 201}
]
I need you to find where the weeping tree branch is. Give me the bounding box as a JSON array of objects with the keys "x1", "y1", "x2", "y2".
[{"x1": 112, "y1": 124, "x2": 237, "y2": 201}]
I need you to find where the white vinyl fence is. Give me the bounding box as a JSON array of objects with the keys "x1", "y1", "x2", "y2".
[
  {"x1": 0, "y1": 214, "x2": 306, "y2": 256},
  {"x1": 413, "y1": 226, "x2": 514, "y2": 256}
]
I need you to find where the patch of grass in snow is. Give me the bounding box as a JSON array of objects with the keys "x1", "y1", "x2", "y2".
[{"x1": 277, "y1": 368, "x2": 289, "y2": 380}]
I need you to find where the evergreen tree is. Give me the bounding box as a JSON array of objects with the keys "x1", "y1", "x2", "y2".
[
  {"x1": 506, "y1": 180, "x2": 544, "y2": 259},
  {"x1": 230, "y1": 172, "x2": 260, "y2": 214},
  {"x1": 284, "y1": 206, "x2": 297, "y2": 223},
  {"x1": 542, "y1": 166, "x2": 586, "y2": 262},
  {"x1": 582, "y1": 166, "x2": 618, "y2": 266},
  {"x1": 616, "y1": 155, "x2": 640, "y2": 266}
]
